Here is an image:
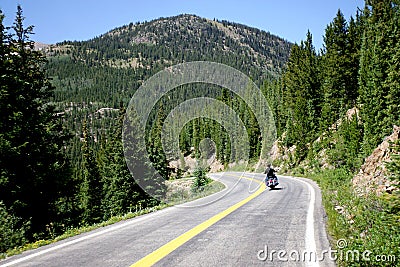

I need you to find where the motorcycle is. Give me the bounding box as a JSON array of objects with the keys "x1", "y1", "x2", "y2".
[{"x1": 265, "y1": 175, "x2": 279, "y2": 189}]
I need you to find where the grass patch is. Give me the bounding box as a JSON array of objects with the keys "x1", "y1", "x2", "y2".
[
  {"x1": 309, "y1": 169, "x2": 400, "y2": 266},
  {"x1": 225, "y1": 158, "x2": 262, "y2": 172},
  {"x1": 225, "y1": 164, "x2": 247, "y2": 172},
  {"x1": 165, "y1": 178, "x2": 225, "y2": 205}
]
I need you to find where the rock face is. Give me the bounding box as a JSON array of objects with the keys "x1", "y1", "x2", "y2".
[{"x1": 352, "y1": 125, "x2": 400, "y2": 196}]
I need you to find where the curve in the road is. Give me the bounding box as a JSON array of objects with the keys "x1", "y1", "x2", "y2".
[
  {"x1": 131, "y1": 174, "x2": 265, "y2": 266},
  {"x1": 0, "y1": 172, "x2": 334, "y2": 267}
]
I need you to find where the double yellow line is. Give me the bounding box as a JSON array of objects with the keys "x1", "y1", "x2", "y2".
[{"x1": 131, "y1": 174, "x2": 265, "y2": 266}]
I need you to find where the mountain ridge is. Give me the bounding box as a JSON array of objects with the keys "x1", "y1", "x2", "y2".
[
  {"x1": 46, "y1": 14, "x2": 292, "y2": 83},
  {"x1": 102, "y1": 14, "x2": 291, "y2": 71}
]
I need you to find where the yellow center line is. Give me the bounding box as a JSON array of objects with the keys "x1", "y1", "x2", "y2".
[{"x1": 130, "y1": 174, "x2": 265, "y2": 267}]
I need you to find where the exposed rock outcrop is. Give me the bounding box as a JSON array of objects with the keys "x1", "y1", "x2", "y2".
[{"x1": 352, "y1": 125, "x2": 400, "y2": 196}]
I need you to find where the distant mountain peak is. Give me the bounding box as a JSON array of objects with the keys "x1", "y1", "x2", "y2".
[
  {"x1": 92, "y1": 14, "x2": 292, "y2": 77},
  {"x1": 49, "y1": 14, "x2": 292, "y2": 86}
]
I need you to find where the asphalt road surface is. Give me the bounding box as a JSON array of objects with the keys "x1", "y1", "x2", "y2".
[{"x1": 0, "y1": 172, "x2": 335, "y2": 267}]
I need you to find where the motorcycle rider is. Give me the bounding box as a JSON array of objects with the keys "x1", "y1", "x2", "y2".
[{"x1": 264, "y1": 163, "x2": 278, "y2": 186}]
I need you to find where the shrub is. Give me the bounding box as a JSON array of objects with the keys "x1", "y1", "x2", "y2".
[
  {"x1": 0, "y1": 201, "x2": 29, "y2": 253},
  {"x1": 191, "y1": 166, "x2": 211, "y2": 192}
]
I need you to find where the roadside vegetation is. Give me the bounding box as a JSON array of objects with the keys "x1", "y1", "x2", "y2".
[
  {"x1": 1, "y1": 204, "x2": 167, "y2": 259},
  {"x1": 309, "y1": 169, "x2": 399, "y2": 266},
  {"x1": 1, "y1": 176, "x2": 224, "y2": 259},
  {"x1": 264, "y1": 2, "x2": 400, "y2": 266}
]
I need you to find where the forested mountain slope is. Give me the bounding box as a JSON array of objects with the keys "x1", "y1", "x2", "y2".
[
  {"x1": 43, "y1": 14, "x2": 292, "y2": 180},
  {"x1": 47, "y1": 14, "x2": 291, "y2": 104}
]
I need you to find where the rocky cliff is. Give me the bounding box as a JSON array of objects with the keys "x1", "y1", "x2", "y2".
[{"x1": 352, "y1": 125, "x2": 400, "y2": 196}]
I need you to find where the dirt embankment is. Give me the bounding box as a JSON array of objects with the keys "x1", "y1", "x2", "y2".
[{"x1": 352, "y1": 125, "x2": 400, "y2": 196}]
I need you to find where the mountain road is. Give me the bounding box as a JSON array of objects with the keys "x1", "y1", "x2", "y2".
[{"x1": 0, "y1": 172, "x2": 335, "y2": 267}]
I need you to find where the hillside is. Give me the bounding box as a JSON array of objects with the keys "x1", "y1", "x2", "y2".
[
  {"x1": 45, "y1": 14, "x2": 291, "y2": 108},
  {"x1": 41, "y1": 14, "x2": 292, "y2": 177},
  {"x1": 48, "y1": 14, "x2": 291, "y2": 80},
  {"x1": 262, "y1": 4, "x2": 400, "y2": 265}
]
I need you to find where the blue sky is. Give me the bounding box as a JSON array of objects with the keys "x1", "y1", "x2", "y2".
[{"x1": 1, "y1": 0, "x2": 364, "y2": 50}]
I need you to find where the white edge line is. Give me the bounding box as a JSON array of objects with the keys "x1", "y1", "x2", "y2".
[
  {"x1": 2, "y1": 173, "x2": 318, "y2": 267},
  {"x1": 0, "y1": 207, "x2": 174, "y2": 267},
  {"x1": 280, "y1": 175, "x2": 319, "y2": 267},
  {"x1": 1, "y1": 172, "x2": 231, "y2": 266}
]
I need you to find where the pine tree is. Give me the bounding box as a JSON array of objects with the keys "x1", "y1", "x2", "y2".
[
  {"x1": 80, "y1": 120, "x2": 103, "y2": 224},
  {"x1": 148, "y1": 104, "x2": 170, "y2": 180},
  {"x1": 320, "y1": 10, "x2": 349, "y2": 130},
  {"x1": 124, "y1": 106, "x2": 166, "y2": 207},
  {"x1": 359, "y1": 1, "x2": 399, "y2": 154},
  {"x1": 0, "y1": 6, "x2": 73, "y2": 237},
  {"x1": 282, "y1": 32, "x2": 321, "y2": 160},
  {"x1": 263, "y1": 79, "x2": 286, "y2": 137},
  {"x1": 100, "y1": 107, "x2": 141, "y2": 218},
  {"x1": 329, "y1": 113, "x2": 363, "y2": 172},
  {"x1": 384, "y1": 2, "x2": 400, "y2": 129},
  {"x1": 346, "y1": 13, "x2": 363, "y2": 106}
]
